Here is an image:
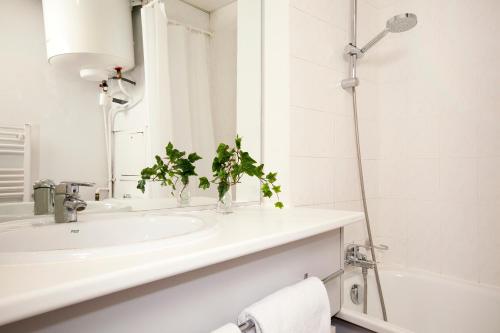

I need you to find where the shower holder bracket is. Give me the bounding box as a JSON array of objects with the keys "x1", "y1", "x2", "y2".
[{"x1": 344, "y1": 44, "x2": 364, "y2": 59}]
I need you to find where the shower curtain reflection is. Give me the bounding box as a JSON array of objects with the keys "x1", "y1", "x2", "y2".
[{"x1": 167, "y1": 24, "x2": 216, "y2": 196}]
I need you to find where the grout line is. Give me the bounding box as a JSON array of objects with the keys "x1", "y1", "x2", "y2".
[
  {"x1": 290, "y1": 54, "x2": 348, "y2": 75},
  {"x1": 289, "y1": 5, "x2": 348, "y2": 33}
]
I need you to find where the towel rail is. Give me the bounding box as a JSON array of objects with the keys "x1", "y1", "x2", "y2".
[
  {"x1": 0, "y1": 168, "x2": 24, "y2": 173},
  {"x1": 237, "y1": 268, "x2": 344, "y2": 332},
  {"x1": 0, "y1": 124, "x2": 31, "y2": 201},
  {"x1": 0, "y1": 150, "x2": 24, "y2": 155},
  {"x1": 0, "y1": 175, "x2": 23, "y2": 180},
  {"x1": 0, "y1": 192, "x2": 23, "y2": 198},
  {"x1": 0, "y1": 143, "x2": 24, "y2": 149}
]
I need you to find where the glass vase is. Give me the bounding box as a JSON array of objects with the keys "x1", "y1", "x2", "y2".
[
  {"x1": 176, "y1": 184, "x2": 191, "y2": 207},
  {"x1": 217, "y1": 185, "x2": 233, "y2": 214}
]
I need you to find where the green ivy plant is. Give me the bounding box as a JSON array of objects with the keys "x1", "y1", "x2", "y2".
[
  {"x1": 137, "y1": 142, "x2": 202, "y2": 197},
  {"x1": 199, "y1": 136, "x2": 283, "y2": 208}
]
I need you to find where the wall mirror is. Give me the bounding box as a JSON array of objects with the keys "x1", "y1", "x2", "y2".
[{"x1": 0, "y1": 0, "x2": 262, "y2": 211}]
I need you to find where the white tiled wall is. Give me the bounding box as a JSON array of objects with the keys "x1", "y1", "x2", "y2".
[
  {"x1": 289, "y1": 0, "x2": 369, "y2": 246},
  {"x1": 289, "y1": 0, "x2": 500, "y2": 287},
  {"x1": 358, "y1": 0, "x2": 500, "y2": 287}
]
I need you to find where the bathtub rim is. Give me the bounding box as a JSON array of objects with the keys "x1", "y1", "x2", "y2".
[
  {"x1": 336, "y1": 308, "x2": 414, "y2": 333},
  {"x1": 338, "y1": 267, "x2": 500, "y2": 333}
]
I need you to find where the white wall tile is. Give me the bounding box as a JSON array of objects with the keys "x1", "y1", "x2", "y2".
[
  {"x1": 477, "y1": 158, "x2": 500, "y2": 202},
  {"x1": 439, "y1": 111, "x2": 478, "y2": 158},
  {"x1": 290, "y1": 0, "x2": 349, "y2": 32},
  {"x1": 290, "y1": 57, "x2": 343, "y2": 112},
  {"x1": 406, "y1": 158, "x2": 439, "y2": 200},
  {"x1": 439, "y1": 202, "x2": 479, "y2": 282},
  {"x1": 406, "y1": 200, "x2": 442, "y2": 273},
  {"x1": 379, "y1": 115, "x2": 408, "y2": 159},
  {"x1": 439, "y1": 158, "x2": 477, "y2": 202},
  {"x1": 477, "y1": 111, "x2": 500, "y2": 158},
  {"x1": 405, "y1": 112, "x2": 439, "y2": 159},
  {"x1": 333, "y1": 115, "x2": 356, "y2": 158},
  {"x1": 290, "y1": 157, "x2": 335, "y2": 206},
  {"x1": 378, "y1": 159, "x2": 408, "y2": 198},
  {"x1": 358, "y1": 117, "x2": 381, "y2": 160},
  {"x1": 370, "y1": 198, "x2": 407, "y2": 238},
  {"x1": 362, "y1": 159, "x2": 380, "y2": 199},
  {"x1": 333, "y1": 158, "x2": 361, "y2": 202},
  {"x1": 290, "y1": 7, "x2": 347, "y2": 72},
  {"x1": 290, "y1": 107, "x2": 335, "y2": 158},
  {"x1": 478, "y1": 201, "x2": 500, "y2": 286}
]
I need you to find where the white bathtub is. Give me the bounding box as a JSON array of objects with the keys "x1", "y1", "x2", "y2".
[{"x1": 337, "y1": 269, "x2": 500, "y2": 333}]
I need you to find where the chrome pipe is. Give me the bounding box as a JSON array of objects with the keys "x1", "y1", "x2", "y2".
[
  {"x1": 360, "y1": 29, "x2": 389, "y2": 54},
  {"x1": 362, "y1": 267, "x2": 368, "y2": 314}
]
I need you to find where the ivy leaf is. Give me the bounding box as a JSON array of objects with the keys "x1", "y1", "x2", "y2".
[
  {"x1": 137, "y1": 179, "x2": 146, "y2": 193},
  {"x1": 202, "y1": 136, "x2": 283, "y2": 209},
  {"x1": 188, "y1": 152, "x2": 202, "y2": 163},
  {"x1": 199, "y1": 177, "x2": 210, "y2": 189},
  {"x1": 138, "y1": 143, "x2": 202, "y2": 197},
  {"x1": 261, "y1": 183, "x2": 273, "y2": 198},
  {"x1": 166, "y1": 142, "x2": 174, "y2": 156},
  {"x1": 235, "y1": 135, "x2": 242, "y2": 149},
  {"x1": 155, "y1": 155, "x2": 165, "y2": 166},
  {"x1": 217, "y1": 181, "x2": 230, "y2": 199},
  {"x1": 266, "y1": 172, "x2": 277, "y2": 183},
  {"x1": 275, "y1": 201, "x2": 284, "y2": 209}
]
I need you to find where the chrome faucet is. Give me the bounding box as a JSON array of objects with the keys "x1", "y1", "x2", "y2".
[
  {"x1": 33, "y1": 179, "x2": 56, "y2": 215},
  {"x1": 345, "y1": 244, "x2": 376, "y2": 270},
  {"x1": 54, "y1": 182, "x2": 94, "y2": 223},
  {"x1": 345, "y1": 243, "x2": 388, "y2": 314}
]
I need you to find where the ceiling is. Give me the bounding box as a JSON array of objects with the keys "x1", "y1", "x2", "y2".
[{"x1": 180, "y1": 0, "x2": 236, "y2": 12}]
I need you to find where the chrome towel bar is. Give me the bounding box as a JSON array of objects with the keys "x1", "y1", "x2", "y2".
[{"x1": 237, "y1": 268, "x2": 344, "y2": 332}]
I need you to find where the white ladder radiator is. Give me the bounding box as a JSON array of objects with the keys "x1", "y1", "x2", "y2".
[{"x1": 0, "y1": 124, "x2": 32, "y2": 201}]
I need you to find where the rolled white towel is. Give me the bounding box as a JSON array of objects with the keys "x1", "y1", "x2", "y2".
[
  {"x1": 210, "y1": 323, "x2": 241, "y2": 333},
  {"x1": 237, "y1": 277, "x2": 331, "y2": 333}
]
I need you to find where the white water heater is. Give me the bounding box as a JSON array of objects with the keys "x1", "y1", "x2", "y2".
[{"x1": 41, "y1": 0, "x2": 135, "y2": 81}]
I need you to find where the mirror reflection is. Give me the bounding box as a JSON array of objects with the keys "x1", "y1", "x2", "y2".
[{"x1": 0, "y1": 0, "x2": 262, "y2": 213}]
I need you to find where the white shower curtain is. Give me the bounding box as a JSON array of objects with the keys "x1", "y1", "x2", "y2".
[
  {"x1": 142, "y1": 2, "x2": 215, "y2": 197},
  {"x1": 167, "y1": 25, "x2": 215, "y2": 177}
]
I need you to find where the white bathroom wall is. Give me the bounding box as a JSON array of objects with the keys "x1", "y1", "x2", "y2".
[
  {"x1": 287, "y1": 0, "x2": 500, "y2": 288},
  {"x1": 0, "y1": 0, "x2": 108, "y2": 200},
  {"x1": 358, "y1": 0, "x2": 500, "y2": 287},
  {"x1": 288, "y1": 0, "x2": 373, "y2": 245}
]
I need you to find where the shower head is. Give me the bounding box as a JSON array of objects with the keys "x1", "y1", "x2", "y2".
[
  {"x1": 359, "y1": 13, "x2": 417, "y2": 54},
  {"x1": 386, "y1": 13, "x2": 418, "y2": 33}
]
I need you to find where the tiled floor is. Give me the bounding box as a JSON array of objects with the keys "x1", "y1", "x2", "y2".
[{"x1": 332, "y1": 317, "x2": 375, "y2": 333}]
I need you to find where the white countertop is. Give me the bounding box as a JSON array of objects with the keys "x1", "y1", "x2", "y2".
[{"x1": 0, "y1": 206, "x2": 363, "y2": 326}]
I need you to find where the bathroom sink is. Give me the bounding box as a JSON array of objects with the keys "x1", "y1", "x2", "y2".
[
  {"x1": 0, "y1": 201, "x2": 132, "y2": 223},
  {"x1": 0, "y1": 214, "x2": 216, "y2": 264}
]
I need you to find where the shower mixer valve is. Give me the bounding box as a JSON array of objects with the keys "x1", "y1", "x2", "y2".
[{"x1": 345, "y1": 243, "x2": 389, "y2": 269}]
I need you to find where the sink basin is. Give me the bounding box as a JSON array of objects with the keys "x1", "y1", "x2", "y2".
[
  {"x1": 0, "y1": 213, "x2": 216, "y2": 264},
  {"x1": 0, "y1": 201, "x2": 132, "y2": 223}
]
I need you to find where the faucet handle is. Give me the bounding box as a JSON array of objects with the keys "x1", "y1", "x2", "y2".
[{"x1": 57, "y1": 181, "x2": 95, "y2": 195}]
